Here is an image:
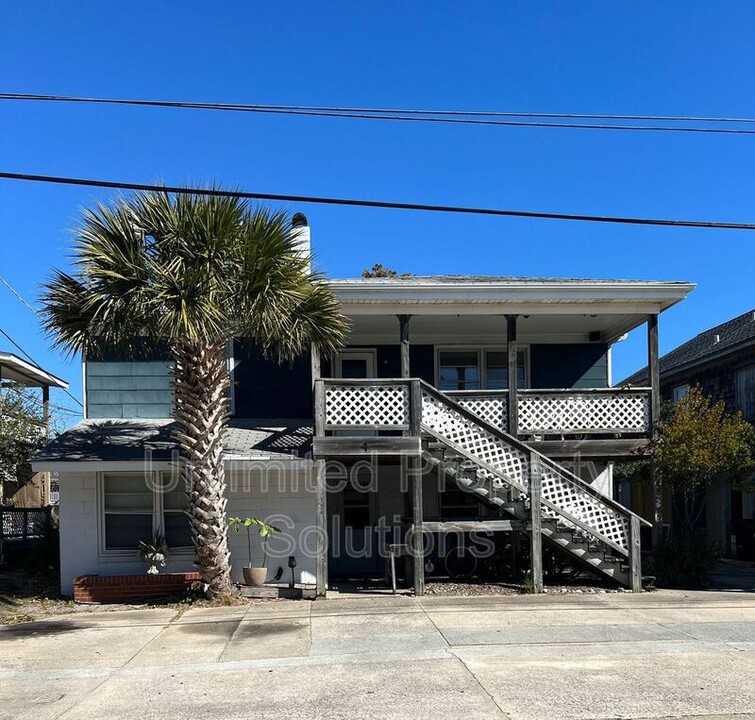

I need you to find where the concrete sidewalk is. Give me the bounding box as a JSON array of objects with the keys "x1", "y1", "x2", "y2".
[{"x1": 1, "y1": 590, "x2": 755, "y2": 719}]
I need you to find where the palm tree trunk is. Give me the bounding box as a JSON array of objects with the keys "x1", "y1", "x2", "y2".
[{"x1": 171, "y1": 338, "x2": 232, "y2": 597}]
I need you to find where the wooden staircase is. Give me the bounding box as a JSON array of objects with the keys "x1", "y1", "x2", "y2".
[{"x1": 419, "y1": 381, "x2": 648, "y2": 591}]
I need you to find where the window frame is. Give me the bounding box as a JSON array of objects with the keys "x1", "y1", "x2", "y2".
[
  {"x1": 97, "y1": 471, "x2": 193, "y2": 558},
  {"x1": 434, "y1": 345, "x2": 530, "y2": 391},
  {"x1": 672, "y1": 384, "x2": 690, "y2": 403}
]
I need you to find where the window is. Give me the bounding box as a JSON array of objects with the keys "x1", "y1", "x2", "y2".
[
  {"x1": 438, "y1": 348, "x2": 527, "y2": 391},
  {"x1": 439, "y1": 351, "x2": 480, "y2": 390},
  {"x1": 485, "y1": 350, "x2": 527, "y2": 390},
  {"x1": 101, "y1": 473, "x2": 191, "y2": 552},
  {"x1": 672, "y1": 384, "x2": 690, "y2": 403},
  {"x1": 736, "y1": 365, "x2": 755, "y2": 422},
  {"x1": 342, "y1": 481, "x2": 372, "y2": 529}
]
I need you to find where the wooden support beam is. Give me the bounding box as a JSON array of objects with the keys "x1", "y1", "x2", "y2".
[
  {"x1": 528, "y1": 438, "x2": 651, "y2": 459},
  {"x1": 647, "y1": 313, "x2": 663, "y2": 549},
  {"x1": 410, "y1": 455, "x2": 425, "y2": 596},
  {"x1": 42, "y1": 385, "x2": 50, "y2": 440},
  {"x1": 398, "y1": 314, "x2": 412, "y2": 379},
  {"x1": 629, "y1": 514, "x2": 642, "y2": 593},
  {"x1": 313, "y1": 436, "x2": 422, "y2": 457},
  {"x1": 421, "y1": 519, "x2": 522, "y2": 533},
  {"x1": 310, "y1": 345, "x2": 321, "y2": 390},
  {"x1": 315, "y1": 459, "x2": 328, "y2": 596},
  {"x1": 506, "y1": 314, "x2": 519, "y2": 437},
  {"x1": 647, "y1": 314, "x2": 661, "y2": 429},
  {"x1": 528, "y1": 453, "x2": 544, "y2": 593},
  {"x1": 313, "y1": 380, "x2": 325, "y2": 438}
]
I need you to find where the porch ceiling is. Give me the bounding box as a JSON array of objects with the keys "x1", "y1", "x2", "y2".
[
  {"x1": 348, "y1": 312, "x2": 651, "y2": 345},
  {"x1": 331, "y1": 277, "x2": 694, "y2": 344}
]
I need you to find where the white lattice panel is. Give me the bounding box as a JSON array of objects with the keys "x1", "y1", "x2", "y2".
[
  {"x1": 519, "y1": 392, "x2": 650, "y2": 434},
  {"x1": 325, "y1": 384, "x2": 409, "y2": 427},
  {"x1": 452, "y1": 394, "x2": 509, "y2": 432},
  {"x1": 422, "y1": 391, "x2": 527, "y2": 490},
  {"x1": 423, "y1": 390, "x2": 630, "y2": 550},
  {"x1": 538, "y1": 462, "x2": 629, "y2": 549}
]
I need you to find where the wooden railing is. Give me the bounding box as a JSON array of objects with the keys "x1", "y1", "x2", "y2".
[
  {"x1": 317, "y1": 380, "x2": 652, "y2": 437},
  {"x1": 439, "y1": 387, "x2": 651, "y2": 436}
]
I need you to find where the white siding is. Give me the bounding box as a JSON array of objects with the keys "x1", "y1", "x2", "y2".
[
  {"x1": 57, "y1": 465, "x2": 317, "y2": 596},
  {"x1": 226, "y1": 468, "x2": 317, "y2": 585}
]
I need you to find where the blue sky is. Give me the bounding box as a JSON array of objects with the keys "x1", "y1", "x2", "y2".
[{"x1": 1, "y1": 2, "x2": 754, "y2": 426}]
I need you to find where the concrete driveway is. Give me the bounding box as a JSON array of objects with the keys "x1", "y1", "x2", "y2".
[{"x1": 1, "y1": 590, "x2": 755, "y2": 719}]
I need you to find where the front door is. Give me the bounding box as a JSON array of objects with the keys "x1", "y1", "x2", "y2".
[
  {"x1": 335, "y1": 350, "x2": 376, "y2": 381},
  {"x1": 329, "y1": 350, "x2": 381, "y2": 576}
]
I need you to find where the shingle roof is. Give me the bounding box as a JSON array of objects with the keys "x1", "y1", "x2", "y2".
[
  {"x1": 33, "y1": 419, "x2": 313, "y2": 463},
  {"x1": 332, "y1": 275, "x2": 687, "y2": 285},
  {"x1": 622, "y1": 308, "x2": 755, "y2": 386}
]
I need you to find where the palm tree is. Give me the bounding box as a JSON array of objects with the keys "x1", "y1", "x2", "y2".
[{"x1": 40, "y1": 191, "x2": 348, "y2": 597}]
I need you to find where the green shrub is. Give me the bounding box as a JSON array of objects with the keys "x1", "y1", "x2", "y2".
[{"x1": 654, "y1": 531, "x2": 718, "y2": 588}]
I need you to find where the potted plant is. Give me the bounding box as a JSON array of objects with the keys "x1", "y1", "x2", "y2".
[
  {"x1": 228, "y1": 517, "x2": 281, "y2": 586},
  {"x1": 137, "y1": 533, "x2": 169, "y2": 575}
]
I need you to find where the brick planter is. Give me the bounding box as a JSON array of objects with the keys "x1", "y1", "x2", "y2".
[{"x1": 73, "y1": 572, "x2": 202, "y2": 604}]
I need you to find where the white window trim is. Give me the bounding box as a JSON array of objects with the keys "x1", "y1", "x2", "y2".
[
  {"x1": 96, "y1": 471, "x2": 193, "y2": 558},
  {"x1": 672, "y1": 384, "x2": 690, "y2": 403},
  {"x1": 434, "y1": 345, "x2": 530, "y2": 390},
  {"x1": 334, "y1": 349, "x2": 378, "y2": 379}
]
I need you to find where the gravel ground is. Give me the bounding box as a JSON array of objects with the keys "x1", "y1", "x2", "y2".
[{"x1": 424, "y1": 580, "x2": 634, "y2": 596}]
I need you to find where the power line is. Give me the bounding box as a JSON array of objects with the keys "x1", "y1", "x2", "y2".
[
  {"x1": 1, "y1": 170, "x2": 754, "y2": 231},
  {"x1": 2, "y1": 383, "x2": 81, "y2": 416},
  {"x1": 2, "y1": 92, "x2": 755, "y2": 135},
  {"x1": 0, "y1": 324, "x2": 83, "y2": 408},
  {"x1": 0, "y1": 274, "x2": 39, "y2": 314}
]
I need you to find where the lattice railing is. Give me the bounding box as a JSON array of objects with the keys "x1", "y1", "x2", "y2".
[
  {"x1": 518, "y1": 389, "x2": 650, "y2": 435},
  {"x1": 420, "y1": 384, "x2": 633, "y2": 552},
  {"x1": 446, "y1": 391, "x2": 509, "y2": 433},
  {"x1": 322, "y1": 381, "x2": 411, "y2": 430}
]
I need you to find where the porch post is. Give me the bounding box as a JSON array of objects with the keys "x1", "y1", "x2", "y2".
[
  {"x1": 647, "y1": 313, "x2": 663, "y2": 548},
  {"x1": 311, "y1": 345, "x2": 328, "y2": 596},
  {"x1": 42, "y1": 385, "x2": 50, "y2": 440},
  {"x1": 398, "y1": 314, "x2": 412, "y2": 378},
  {"x1": 311, "y1": 345, "x2": 321, "y2": 389},
  {"x1": 506, "y1": 314, "x2": 519, "y2": 436},
  {"x1": 528, "y1": 453, "x2": 544, "y2": 593},
  {"x1": 410, "y1": 453, "x2": 425, "y2": 596},
  {"x1": 315, "y1": 458, "x2": 328, "y2": 596}
]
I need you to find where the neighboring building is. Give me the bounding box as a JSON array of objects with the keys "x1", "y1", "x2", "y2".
[
  {"x1": 0, "y1": 352, "x2": 68, "y2": 507},
  {"x1": 32, "y1": 219, "x2": 694, "y2": 596},
  {"x1": 622, "y1": 309, "x2": 755, "y2": 558}
]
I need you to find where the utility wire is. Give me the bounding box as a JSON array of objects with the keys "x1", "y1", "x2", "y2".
[
  {"x1": 2, "y1": 92, "x2": 755, "y2": 135},
  {"x1": 2, "y1": 383, "x2": 81, "y2": 416},
  {"x1": 0, "y1": 274, "x2": 39, "y2": 314},
  {"x1": 0, "y1": 324, "x2": 83, "y2": 408},
  {"x1": 1, "y1": 171, "x2": 754, "y2": 231}
]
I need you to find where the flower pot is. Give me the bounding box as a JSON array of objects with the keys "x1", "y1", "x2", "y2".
[{"x1": 243, "y1": 567, "x2": 268, "y2": 586}]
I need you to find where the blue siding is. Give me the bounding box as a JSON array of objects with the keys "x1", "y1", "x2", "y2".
[
  {"x1": 86, "y1": 361, "x2": 173, "y2": 418},
  {"x1": 529, "y1": 344, "x2": 608, "y2": 389},
  {"x1": 232, "y1": 341, "x2": 312, "y2": 419}
]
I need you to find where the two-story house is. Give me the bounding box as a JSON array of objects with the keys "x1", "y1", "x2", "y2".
[
  {"x1": 32, "y1": 221, "x2": 694, "y2": 597},
  {"x1": 623, "y1": 309, "x2": 755, "y2": 559}
]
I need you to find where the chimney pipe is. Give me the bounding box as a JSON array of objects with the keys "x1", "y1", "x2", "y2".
[{"x1": 291, "y1": 212, "x2": 311, "y2": 268}]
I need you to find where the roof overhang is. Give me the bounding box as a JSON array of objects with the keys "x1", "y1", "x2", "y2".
[
  {"x1": 0, "y1": 352, "x2": 69, "y2": 389},
  {"x1": 328, "y1": 278, "x2": 695, "y2": 344},
  {"x1": 329, "y1": 279, "x2": 694, "y2": 315}
]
